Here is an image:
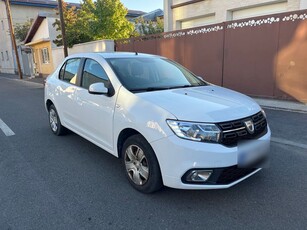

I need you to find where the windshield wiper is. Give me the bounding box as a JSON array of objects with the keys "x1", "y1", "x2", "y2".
[
  {"x1": 168, "y1": 85, "x2": 193, "y2": 89},
  {"x1": 168, "y1": 84, "x2": 205, "y2": 89},
  {"x1": 131, "y1": 85, "x2": 203, "y2": 93},
  {"x1": 131, "y1": 87, "x2": 171, "y2": 92}
]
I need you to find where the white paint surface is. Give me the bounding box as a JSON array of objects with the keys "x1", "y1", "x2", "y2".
[{"x1": 0, "y1": 118, "x2": 15, "y2": 136}]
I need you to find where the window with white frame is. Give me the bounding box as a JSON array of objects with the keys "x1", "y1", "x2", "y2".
[
  {"x1": 41, "y1": 48, "x2": 50, "y2": 64},
  {"x1": 5, "y1": 51, "x2": 9, "y2": 60},
  {"x1": 1, "y1": 52, "x2": 4, "y2": 61}
]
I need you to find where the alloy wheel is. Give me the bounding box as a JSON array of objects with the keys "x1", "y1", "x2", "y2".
[
  {"x1": 49, "y1": 108, "x2": 58, "y2": 132},
  {"x1": 124, "y1": 145, "x2": 149, "y2": 185}
]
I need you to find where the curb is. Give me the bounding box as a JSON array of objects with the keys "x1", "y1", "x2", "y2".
[{"x1": 253, "y1": 98, "x2": 307, "y2": 114}]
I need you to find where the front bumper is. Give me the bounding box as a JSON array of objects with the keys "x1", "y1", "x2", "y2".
[{"x1": 150, "y1": 126, "x2": 271, "y2": 189}]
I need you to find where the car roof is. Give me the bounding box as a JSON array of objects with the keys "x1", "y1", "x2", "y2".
[
  {"x1": 99, "y1": 52, "x2": 158, "y2": 59},
  {"x1": 67, "y1": 52, "x2": 160, "y2": 59}
]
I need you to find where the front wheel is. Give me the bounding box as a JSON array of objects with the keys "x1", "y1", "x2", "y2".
[
  {"x1": 122, "y1": 134, "x2": 163, "y2": 193},
  {"x1": 48, "y1": 104, "x2": 66, "y2": 136}
]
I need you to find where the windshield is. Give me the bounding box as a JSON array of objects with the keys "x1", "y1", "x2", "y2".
[{"x1": 106, "y1": 57, "x2": 207, "y2": 92}]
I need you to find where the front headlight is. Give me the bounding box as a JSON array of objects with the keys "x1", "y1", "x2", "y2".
[{"x1": 166, "y1": 120, "x2": 221, "y2": 143}]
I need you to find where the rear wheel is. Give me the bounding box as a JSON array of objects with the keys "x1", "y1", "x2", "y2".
[
  {"x1": 48, "y1": 104, "x2": 66, "y2": 136},
  {"x1": 122, "y1": 134, "x2": 163, "y2": 193}
]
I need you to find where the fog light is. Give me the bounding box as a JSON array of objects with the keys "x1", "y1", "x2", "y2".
[{"x1": 186, "y1": 170, "x2": 213, "y2": 182}]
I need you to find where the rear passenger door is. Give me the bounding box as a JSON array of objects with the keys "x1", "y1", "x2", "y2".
[
  {"x1": 73, "y1": 58, "x2": 116, "y2": 152},
  {"x1": 57, "y1": 58, "x2": 81, "y2": 128}
]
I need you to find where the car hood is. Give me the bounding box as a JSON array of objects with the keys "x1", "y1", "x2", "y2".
[{"x1": 137, "y1": 85, "x2": 261, "y2": 122}]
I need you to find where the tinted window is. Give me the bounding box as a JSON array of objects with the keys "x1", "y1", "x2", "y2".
[
  {"x1": 81, "y1": 59, "x2": 109, "y2": 89},
  {"x1": 107, "y1": 57, "x2": 206, "y2": 92},
  {"x1": 59, "y1": 58, "x2": 81, "y2": 85}
]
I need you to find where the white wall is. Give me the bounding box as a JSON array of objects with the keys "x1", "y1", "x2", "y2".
[
  {"x1": 0, "y1": 2, "x2": 55, "y2": 74},
  {"x1": 0, "y1": 1, "x2": 15, "y2": 74},
  {"x1": 232, "y1": 2, "x2": 288, "y2": 20},
  {"x1": 32, "y1": 19, "x2": 50, "y2": 42},
  {"x1": 52, "y1": 40, "x2": 115, "y2": 70},
  {"x1": 300, "y1": 0, "x2": 307, "y2": 8},
  {"x1": 46, "y1": 17, "x2": 60, "y2": 49},
  {"x1": 165, "y1": 0, "x2": 302, "y2": 31},
  {"x1": 181, "y1": 14, "x2": 216, "y2": 29}
]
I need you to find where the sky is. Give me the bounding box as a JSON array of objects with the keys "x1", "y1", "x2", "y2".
[{"x1": 120, "y1": 0, "x2": 163, "y2": 12}]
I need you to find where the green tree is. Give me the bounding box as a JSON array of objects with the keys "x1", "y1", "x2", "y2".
[
  {"x1": 135, "y1": 17, "x2": 164, "y2": 36},
  {"x1": 53, "y1": 1, "x2": 93, "y2": 48},
  {"x1": 53, "y1": 0, "x2": 134, "y2": 47},
  {"x1": 83, "y1": 0, "x2": 134, "y2": 40},
  {"x1": 15, "y1": 19, "x2": 33, "y2": 42}
]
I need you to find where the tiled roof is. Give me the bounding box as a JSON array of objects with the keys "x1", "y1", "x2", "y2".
[
  {"x1": 6, "y1": 0, "x2": 145, "y2": 18},
  {"x1": 127, "y1": 9, "x2": 146, "y2": 17},
  {"x1": 132, "y1": 9, "x2": 163, "y2": 21},
  {"x1": 8, "y1": 0, "x2": 79, "y2": 8}
]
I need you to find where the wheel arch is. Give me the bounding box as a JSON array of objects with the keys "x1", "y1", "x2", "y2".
[
  {"x1": 117, "y1": 128, "x2": 141, "y2": 158},
  {"x1": 46, "y1": 99, "x2": 54, "y2": 111}
]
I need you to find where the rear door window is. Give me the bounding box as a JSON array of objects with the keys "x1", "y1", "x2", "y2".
[{"x1": 59, "y1": 58, "x2": 81, "y2": 85}]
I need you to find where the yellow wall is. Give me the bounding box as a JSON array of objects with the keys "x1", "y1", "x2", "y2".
[{"x1": 31, "y1": 41, "x2": 54, "y2": 76}]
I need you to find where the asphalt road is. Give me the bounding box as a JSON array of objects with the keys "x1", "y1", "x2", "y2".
[{"x1": 0, "y1": 76, "x2": 307, "y2": 230}]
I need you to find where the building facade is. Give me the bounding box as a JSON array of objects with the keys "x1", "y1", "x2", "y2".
[
  {"x1": 164, "y1": 0, "x2": 307, "y2": 31},
  {"x1": 0, "y1": 0, "x2": 59, "y2": 74},
  {"x1": 0, "y1": 0, "x2": 142, "y2": 75},
  {"x1": 24, "y1": 13, "x2": 59, "y2": 76}
]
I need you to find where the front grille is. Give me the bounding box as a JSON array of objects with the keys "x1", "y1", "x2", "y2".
[
  {"x1": 217, "y1": 111, "x2": 267, "y2": 147},
  {"x1": 215, "y1": 166, "x2": 257, "y2": 185}
]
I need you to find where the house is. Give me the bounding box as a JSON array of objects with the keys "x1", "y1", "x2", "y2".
[
  {"x1": 24, "y1": 13, "x2": 59, "y2": 77},
  {"x1": 164, "y1": 0, "x2": 307, "y2": 31},
  {"x1": 0, "y1": 0, "x2": 144, "y2": 75},
  {"x1": 0, "y1": 0, "x2": 79, "y2": 74},
  {"x1": 132, "y1": 9, "x2": 164, "y2": 35},
  {"x1": 23, "y1": 10, "x2": 143, "y2": 77},
  {"x1": 126, "y1": 9, "x2": 146, "y2": 20},
  {"x1": 133, "y1": 9, "x2": 164, "y2": 22}
]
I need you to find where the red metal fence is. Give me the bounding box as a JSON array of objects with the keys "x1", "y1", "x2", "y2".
[{"x1": 116, "y1": 10, "x2": 307, "y2": 102}]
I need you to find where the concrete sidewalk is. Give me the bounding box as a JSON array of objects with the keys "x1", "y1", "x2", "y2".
[
  {"x1": 253, "y1": 98, "x2": 307, "y2": 113},
  {"x1": 1, "y1": 73, "x2": 306, "y2": 113},
  {"x1": 0, "y1": 73, "x2": 44, "y2": 82}
]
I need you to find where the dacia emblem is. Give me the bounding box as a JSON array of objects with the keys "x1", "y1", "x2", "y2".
[{"x1": 244, "y1": 120, "x2": 255, "y2": 134}]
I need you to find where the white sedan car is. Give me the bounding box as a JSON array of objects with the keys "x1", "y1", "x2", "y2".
[{"x1": 45, "y1": 52, "x2": 271, "y2": 193}]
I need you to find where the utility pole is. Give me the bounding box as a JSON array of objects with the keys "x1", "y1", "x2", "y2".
[
  {"x1": 57, "y1": 0, "x2": 68, "y2": 57},
  {"x1": 4, "y1": 0, "x2": 23, "y2": 79}
]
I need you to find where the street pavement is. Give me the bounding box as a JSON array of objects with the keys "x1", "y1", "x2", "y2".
[{"x1": 0, "y1": 75, "x2": 307, "y2": 230}]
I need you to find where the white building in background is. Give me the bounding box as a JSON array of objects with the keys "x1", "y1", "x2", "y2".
[
  {"x1": 0, "y1": 0, "x2": 60, "y2": 74},
  {"x1": 164, "y1": 0, "x2": 307, "y2": 31},
  {"x1": 0, "y1": 0, "x2": 143, "y2": 75}
]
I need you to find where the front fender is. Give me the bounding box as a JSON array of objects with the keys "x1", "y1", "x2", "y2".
[{"x1": 113, "y1": 87, "x2": 176, "y2": 157}]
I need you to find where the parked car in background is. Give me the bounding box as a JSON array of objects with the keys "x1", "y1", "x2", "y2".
[{"x1": 44, "y1": 52, "x2": 271, "y2": 193}]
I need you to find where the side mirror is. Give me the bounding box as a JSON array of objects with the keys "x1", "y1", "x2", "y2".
[{"x1": 88, "y1": 82, "x2": 108, "y2": 95}]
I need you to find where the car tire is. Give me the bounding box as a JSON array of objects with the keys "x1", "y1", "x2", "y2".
[
  {"x1": 122, "y1": 134, "x2": 163, "y2": 193},
  {"x1": 48, "y1": 104, "x2": 66, "y2": 136}
]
